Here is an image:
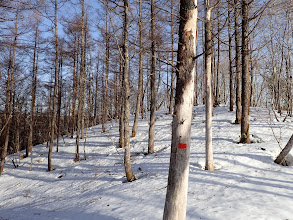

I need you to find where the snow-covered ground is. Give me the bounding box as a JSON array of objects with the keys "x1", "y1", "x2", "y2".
[{"x1": 0, "y1": 106, "x2": 293, "y2": 220}]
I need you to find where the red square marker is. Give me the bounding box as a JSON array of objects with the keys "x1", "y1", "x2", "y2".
[{"x1": 178, "y1": 143, "x2": 187, "y2": 149}]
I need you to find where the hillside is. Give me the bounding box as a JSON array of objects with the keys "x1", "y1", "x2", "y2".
[{"x1": 0, "y1": 106, "x2": 293, "y2": 220}]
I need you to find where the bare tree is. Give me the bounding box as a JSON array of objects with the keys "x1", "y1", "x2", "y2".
[
  {"x1": 48, "y1": 0, "x2": 59, "y2": 171},
  {"x1": 132, "y1": 0, "x2": 144, "y2": 138},
  {"x1": 0, "y1": 6, "x2": 18, "y2": 175},
  {"x1": 234, "y1": 0, "x2": 241, "y2": 124},
  {"x1": 204, "y1": 0, "x2": 220, "y2": 171},
  {"x1": 163, "y1": 0, "x2": 198, "y2": 218},
  {"x1": 148, "y1": 0, "x2": 156, "y2": 154},
  {"x1": 123, "y1": 0, "x2": 136, "y2": 182},
  {"x1": 239, "y1": 0, "x2": 251, "y2": 144},
  {"x1": 28, "y1": 25, "x2": 39, "y2": 171}
]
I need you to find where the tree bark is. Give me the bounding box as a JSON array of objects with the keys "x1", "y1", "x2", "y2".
[
  {"x1": 169, "y1": 0, "x2": 175, "y2": 114},
  {"x1": 234, "y1": 0, "x2": 241, "y2": 124},
  {"x1": 0, "y1": 6, "x2": 18, "y2": 175},
  {"x1": 56, "y1": 56, "x2": 62, "y2": 152},
  {"x1": 71, "y1": 35, "x2": 77, "y2": 138},
  {"x1": 204, "y1": 0, "x2": 214, "y2": 171},
  {"x1": 28, "y1": 26, "x2": 38, "y2": 160},
  {"x1": 132, "y1": 0, "x2": 144, "y2": 138},
  {"x1": 123, "y1": 0, "x2": 136, "y2": 182},
  {"x1": 274, "y1": 134, "x2": 293, "y2": 165},
  {"x1": 163, "y1": 0, "x2": 197, "y2": 219},
  {"x1": 148, "y1": 0, "x2": 156, "y2": 154},
  {"x1": 102, "y1": 3, "x2": 110, "y2": 133},
  {"x1": 48, "y1": 0, "x2": 59, "y2": 171},
  {"x1": 240, "y1": 0, "x2": 251, "y2": 144},
  {"x1": 228, "y1": 3, "x2": 234, "y2": 112}
]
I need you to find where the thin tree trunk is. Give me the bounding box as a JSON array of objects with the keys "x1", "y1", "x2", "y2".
[
  {"x1": 215, "y1": 7, "x2": 220, "y2": 106},
  {"x1": 81, "y1": 14, "x2": 86, "y2": 139},
  {"x1": 123, "y1": 0, "x2": 136, "y2": 182},
  {"x1": 204, "y1": 0, "x2": 215, "y2": 171},
  {"x1": 148, "y1": 0, "x2": 156, "y2": 154},
  {"x1": 71, "y1": 35, "x2": 77, "y2": 138},
  {"x1": 169, "y1": 0, "x2": 175, "y2": 114},
  {"x1": 56, "y1": 56, "x2": 62, "y2": 152},
  {"x1": 163, "y1": 1, "x2": 198, "y2": 219},
  {"x1": 102, "y1": 3, "x2": 109, "y2": 133},
  {"x1": 119, "y1": 55, "x2": 124, "y2": 148},
  {"x1": 234, "y1": 0, "x2": 241, "y2": 124},
  {"x1": 48, "y1": 0, "x2": 59, "y2": 171},
  {"x1": 240, "y1": 0, "x2": 251, "y2": 144},
  {"x1": 0, "y1": 7, "x2": 18, "y2": 175},
  {"x1": 228, "y1": 3, "x2": 234, "y2": 111},
  {"x1": 28, "y1": 26, "x2": 38, "y2": 160},
  {"x1": 132, "y1": 0, "x2": 144, "y2": 138}
]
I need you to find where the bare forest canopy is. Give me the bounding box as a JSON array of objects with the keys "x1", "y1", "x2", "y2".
[{"x1": 0, "y1": 0, "x2": 293, "y2": 174}]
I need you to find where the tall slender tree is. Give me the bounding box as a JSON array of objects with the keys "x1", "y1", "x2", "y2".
[
  {"x1": 0, "y1": 6, "x2": 18, "y2": 175},
  {"x1": 240, "y1": 0, "x2": 251, "y2": 143},
  {"x1": 169, "y1": 0, "x2": 175, "y2": 114},
  {"x1": 204, "y1": 0, "x2": 219, "y2": 171},
  {"x1": 28, "y1": 25, "x2": 39, "y2": 171},
  {"x1": 234, "y1": 0, "x2": 241, "y2": 124},
  {"x1": 48, "y1": 0, "x2": 59, "y2": 171},
  {"x1": 102, "y1": 1, "x2": 110, "y2": 133},
  {"x1": 123, "y1": 0, "x2": 136, "y2": 182},
  {"x1": 132, "y1": 0, "x2": 144, "y2": 138},
  {"x1": 148, "y1": 0, "x2": 156, "y2": 154}
]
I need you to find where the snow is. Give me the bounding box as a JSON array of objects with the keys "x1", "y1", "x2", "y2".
[{"x1": 0, "y1": 106, "x2": 293, "y2": 220}]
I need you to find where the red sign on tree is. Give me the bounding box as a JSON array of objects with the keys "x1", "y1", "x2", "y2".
[{"x1": 178, "y1": 143, "x2": 187, "y2": 149}]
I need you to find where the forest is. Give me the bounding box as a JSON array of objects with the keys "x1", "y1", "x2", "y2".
[{"x1": 0, "y1": 0, "x2": 293, "y2": 219}]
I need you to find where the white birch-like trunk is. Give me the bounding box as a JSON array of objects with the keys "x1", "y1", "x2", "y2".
[
  {"x1": 204, "y1": 0, "x2": 214, "y2": 171},
  {"x1": 163, "y1": 1, "x2": 197, "y2": 219}
]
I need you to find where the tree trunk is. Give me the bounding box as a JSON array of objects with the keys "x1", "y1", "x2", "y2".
[
  {"x1": 234, "y1": 0, "x2": 241, "y2": 124},
  {"x1": 28, "y1": 26, "x2": 38, "y2": 160},
  {"x1": 274, "y1": 134, "x2": 293, "y2": 165},
  {"x1": 204, "y1": 0, "x2": 214, "y2": 171},
  {"x1": 0, "y1": 6, "x2": 18, "y2": 175},
  {"x1": 163, "y1": 0, "x2": 197, "y2": 219},
  {"x1": 214, "y1": 7, "x2": 220, "y2": 106},
  {"x1": 56, "y1": 56, "x2": 62, "y2": 152},
  {"x1": 102, "y1": 3, "x2": 109, "y2": 133},
  {"x1": 132, "y1": 0, "x2": 144, "y2": 138},
  {"x1": 148, "y1": 0, "x2": 156, "y2": 154},
  {"x1": 240, "y1": 0, "x2": 251, "y2": 144},
  {"x1": 169, "y1": 0, "x2": 175, "y2": 114},
  {"x1": 228, "y1": 3, "x2": 234, "y2": 112},
  {"x1": 123, "y1": 0, "x2": 136, "y2": 182},
  {"x1": 48, "y1": 0, "x2": 59, "y2": 171},
  {"x1": 71, "y1": 35, "x2": 77, "y2": 138}
]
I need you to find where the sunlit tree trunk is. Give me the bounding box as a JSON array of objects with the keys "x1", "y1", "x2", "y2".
[
  {"x1": 274, "y1": 134, "x2": 293, "y2": 165},
  {"x1": 132, "y1": 0, "x2": 144, "y2": 137},
  {"x1": 163, "y1": 0, "x2": 197, "y2": 219},
  {"x1": 204, "y1": 0, "x2": 215, "y2": 171},
  {"x1": 240, "y1": 0, "x2": 251, "y2": 144},
  {"x1": 123, "y1": 0, "x2": 136, "y2": 182}
]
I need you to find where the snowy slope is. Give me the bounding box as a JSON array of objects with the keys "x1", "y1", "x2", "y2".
[{"x1": 0, "y1": 106, "x2": 293, "y2": 220}]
